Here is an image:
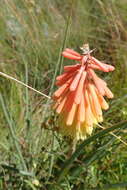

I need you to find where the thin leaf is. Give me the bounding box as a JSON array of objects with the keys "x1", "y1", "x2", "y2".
[
  {"x1": 91, "y1": 182, "x2": 127, "y2": 190},
  {"x1": 0, "y1": 94, "x2": 27, "y2": 171},
  {"x1": 57, "y1": 120, "x2": 127, "y2": 182},
  {"x1": 71, "y1": 126, "x2": 126, "y2": 178}
]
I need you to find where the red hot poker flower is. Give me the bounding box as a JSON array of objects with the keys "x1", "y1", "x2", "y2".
[{"x1": 52, "y1": 44, "x2": 115, "y2": 140}]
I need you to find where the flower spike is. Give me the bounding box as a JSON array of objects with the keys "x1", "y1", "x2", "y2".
[{"x1": 52, "y1": 43, "x2": 115, "y2": 140}]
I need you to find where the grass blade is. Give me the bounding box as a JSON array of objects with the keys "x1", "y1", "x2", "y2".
[
  {"x1": 91, "y1": 182, "x2": 127, "y2": 190},
  {"x1": 71, "y1": 126, "x2": 126, "y2": 178},
  {"x1": 57, "y1": 120, "x2": 127, "y2": 182},
  {"x1": 0, "y1": 72, "x2": 50, "y2": 99},
  {"x1": 0, "y1": 93, "x2": 27, "y2": 171}
]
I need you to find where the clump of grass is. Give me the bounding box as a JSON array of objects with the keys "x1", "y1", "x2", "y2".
[{"x1": 0, "y1": 0, "x2": 127, "y2": 189}]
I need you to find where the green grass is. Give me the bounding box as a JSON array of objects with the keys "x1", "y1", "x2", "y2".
[{"x1": 0, "y1": 0, "x2": 127, "y2": 189}]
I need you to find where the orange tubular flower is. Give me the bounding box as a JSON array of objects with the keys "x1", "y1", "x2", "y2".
[{"x1": 52, "y1": 44, "x2": 115, "y2": 140}]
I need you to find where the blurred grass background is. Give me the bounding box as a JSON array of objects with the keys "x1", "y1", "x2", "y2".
[{"x1": 0, "y1": 0, "x2": 127, "y2": 189}]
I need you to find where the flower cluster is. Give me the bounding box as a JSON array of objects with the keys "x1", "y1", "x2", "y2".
[{"x1": 52, "y1": 45, "x2": 115, "y2": 140}]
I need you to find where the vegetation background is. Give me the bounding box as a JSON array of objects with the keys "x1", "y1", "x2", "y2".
[{"x1": 0, "y1": 0, "x2": 127, "y2": 189}]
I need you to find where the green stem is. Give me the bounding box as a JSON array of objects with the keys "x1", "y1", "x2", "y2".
[
  {"x1": 0, "y1": 94, "x2": 27, "y2": 171},
  {"x1": 34, "y1": 0, "x2": 75, "y2": 167},
  {"x1": 49, "y1": 0, "x2": 74, "y2": 95}
]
